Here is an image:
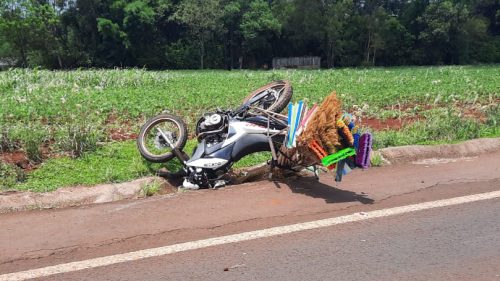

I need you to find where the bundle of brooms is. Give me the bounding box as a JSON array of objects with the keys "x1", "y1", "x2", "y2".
[{"x1": 276, "y1": 91, "x2": 354, "y2": 169}]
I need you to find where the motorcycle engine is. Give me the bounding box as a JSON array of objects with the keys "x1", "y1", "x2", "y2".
[{"x1": 196, "y1": 113, "x2": 228, "y2": 145}]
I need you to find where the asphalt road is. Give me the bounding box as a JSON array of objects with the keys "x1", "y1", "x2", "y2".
[
  {"x1": 1, "y1": 151, "x2": 499, "y2": 280},
  {"x1": 41, "y1": 198, "x2": 500, "y2": 281}
]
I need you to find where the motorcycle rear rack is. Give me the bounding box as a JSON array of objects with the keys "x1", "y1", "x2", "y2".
[
  {"x1": 248, "y1": 106, "x2": 289, "y2": 162},
  {"x1": 250, "y1": 106, "x2": 322, "y2": 179}
]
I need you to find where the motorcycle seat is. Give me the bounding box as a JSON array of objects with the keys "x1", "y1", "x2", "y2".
[{"x1": 244, "y1": 116, "x2": 288, "y2": 130}]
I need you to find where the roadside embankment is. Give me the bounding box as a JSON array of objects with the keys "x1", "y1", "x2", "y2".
[{"x1": 1, "y1": 137, "x2": 498, "y2": 213}]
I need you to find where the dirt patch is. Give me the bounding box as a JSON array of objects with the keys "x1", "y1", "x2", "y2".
[
  {"x1": 359, "y1": 101, "x2": 490, "y2": 131},
  {"x1": 0, "y1": 151, "x2": 31, "y2": 169},
  {"x1": 106, "y1": 112, "x2": 139, "y2": 141},
  {"x1": 105, "y1": 112, "x2": 120, "y2": 125},
  {"x1": 109, "y1": 128, "x2": 137, "y2": 141},
  {"x1": 384, "y1": 102, "x2": 490, "y2": 122},
  {"x1": 0, "y1": 140, "x2": 58, "y2": 171},
  {"x1": 461, "y1": 107, "x2": 487, "y2": 122},
  {"x1": 360, "y1": 117, "x2": 418, "y2": 131},
  {"x1": 383, "y1": 103, "x2": 434, "y2": 112}
]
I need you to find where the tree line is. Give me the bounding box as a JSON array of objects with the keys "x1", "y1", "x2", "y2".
[{"x1": 0, "y1": 0, "x2": 499, "y2": 69}]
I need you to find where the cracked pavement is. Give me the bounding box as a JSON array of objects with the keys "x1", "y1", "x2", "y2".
[{"x1": 0, "y1": 151, "x2": 499, "y2": 279}]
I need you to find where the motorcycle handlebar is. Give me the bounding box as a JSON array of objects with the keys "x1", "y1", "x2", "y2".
[{"x1": 230, "y1": 104, "x2": 250, "y2": 117}]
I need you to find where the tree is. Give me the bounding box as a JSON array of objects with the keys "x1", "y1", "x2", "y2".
[
  {"x1": 220, "y1": 0, "x2": 244, "y2": 69},
  {"x1": 379, "y1": 16, "x2": 413, "y2": 65},
  {"x1": 95, "y1": 0, "x2": 173, "y2": 67},
  {"x1": 324, "y1": 0, "x2": 355, "y2": 67},
  {"x1": 240, "y1": 0, "x2": 281, "y2": 68},
  {"x1": 0, "y1": 0, "x2": 40, "y2": 66},
  {"x1": 361, "y1": 6, "x2": 391, "y2": 65},
  {"x1": 171, "y1": 0, "x2": 224, "y2": 69},
  {"x1": 1, "y1": 0, "x2": 499, "y2": 68},
  {"x1": 285, "y1": 0, "x2": 326, "y2": 55},
  {"x1": 418, "y1": 0, "x2": 469, "y2": 64}
]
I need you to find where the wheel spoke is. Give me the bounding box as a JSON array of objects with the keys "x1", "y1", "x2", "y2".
[{"x1": 143, "y1": 120, "x2": 180, "y2": 157}]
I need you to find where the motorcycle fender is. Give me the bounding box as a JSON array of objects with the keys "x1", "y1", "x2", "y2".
[
  {"x1": 187, "y1": 158, "x2": 229, "y2": 169},
  {"x1": 231, "y1": 134, "x2": 271, "y2": 162}
]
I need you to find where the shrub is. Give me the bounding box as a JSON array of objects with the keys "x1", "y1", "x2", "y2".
[
  {"x1": 370, "y1": 152, "x2": 384, "y2": 167},
  {"x1": 0, "y1": 162, "x2": 25, "y2": 189},
  {"x1": 373, "y1": 109, "x2": 486, "y2": 149},
  {"x1": 20, "y1": 127, "x2": 47, "y2": 164},
  {"x1": 56, "y1": 120, "x2": 105, "y2": 158},
  {"x1": 0, "y1": 126, "x2": 13, "y2": 153},
  {"x1": 141, "y1": 180, "x2": 162, "y2": 196}
]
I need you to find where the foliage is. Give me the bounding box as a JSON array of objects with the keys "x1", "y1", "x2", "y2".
[
  {"x1": 19, "y1": 124, "x2": 47, "y2": 163},
  {"x1": 0, "y1": 162, "x2": 25, "y2": 189},
  {"x1": 17, "y1": 141, "x2": 154, "y2": 192},
  {"x1": 370, "y1": 151, "x2": 383, "y2": 167},
  {"x1": 0, "y1": 66, "x2": 497, "y2": 191},
  {"x1": 240, "y1": 0, "x2": 281, "y2": 65},
  {"x1": 141, "y1": 179, "x2": 162, "y2": 196},
  {"x1": 372, "y1": 108, "x2": 498, "y2": 149},
  {"x1": 0, "y1": 0, "x2": 499, "y2": 69},
  {"x1": 1, "y1": 66, "x2": 497, "y2": 124},
  {"x1": 16, "y1": 139, "x2": 197, "y2": 192},
  {"x1": 171, "y1": 0, "x2": 223, "y2": 69}
]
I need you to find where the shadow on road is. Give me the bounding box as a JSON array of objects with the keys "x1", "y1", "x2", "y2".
[{"x1": 283, "y1": 176, "x2": 374, "y2": 204}]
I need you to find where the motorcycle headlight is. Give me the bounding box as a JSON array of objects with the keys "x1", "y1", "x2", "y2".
[{"x1": 204, "y1": 114, "x2": 222, "y2": 126}]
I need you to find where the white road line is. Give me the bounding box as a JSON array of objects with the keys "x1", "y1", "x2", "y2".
[{"x1": 2, "y1": 190, "x2": 500, "y2": 281}]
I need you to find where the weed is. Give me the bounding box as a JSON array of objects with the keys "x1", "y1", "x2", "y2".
[
  {"x1": 19, "y1": 124, "x2": 47, "y2": 164},
  {"x1": 56, "y1": 120, "x2": 105, "y2": 158},
  {"x1": 1, "y1": 66, "x2": 498, "y2": 128},
  {"x1": 0, "y1": 125, "x2": 17, "y2": 153},
  {"x1": 141, "y1": 180, "x2": 162, "y2": 196},
  {"x1": 17, "y1": 141, "x2": 160, "y2": 192},
  {"x1": 1, "y1": 66, "x2": 498, "y2": 191},
  {"x1": 485, "y1": 104, "x2": 499, "y2": 128},
  {"x1": 0, "y1": 162, "x2": 25, "y2": 189},
  {"x1": 372, "y1": 108, "x2": 497, "y2": 149},
  {"x1": 370, "y1": 152, "x2": 383, "y2": 167}
]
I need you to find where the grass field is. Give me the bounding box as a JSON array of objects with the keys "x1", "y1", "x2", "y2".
[{"x1": 1, "y1": 66, "x2": 499, "y2": 191}]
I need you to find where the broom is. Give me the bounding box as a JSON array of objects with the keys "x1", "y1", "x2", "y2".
[{"x1": 355, "y1": 133, "x2": 372, "y2": 169}]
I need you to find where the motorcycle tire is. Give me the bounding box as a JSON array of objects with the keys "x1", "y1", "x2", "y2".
[
  {"x1": 137, "y1": 114, "x2": 188, "y2": 163},
  {"x1": 242, "y1": 80, "x2": 292, "y2": 113}
]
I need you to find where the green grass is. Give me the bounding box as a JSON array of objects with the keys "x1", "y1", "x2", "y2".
[
  {"x1": 141, "y1": 179, "x2": 163, "y2": 197},
  {"x1": 370, "y1": 152, "x2": 384, "y2": 167},
  {"x1": 1, "y1": 66, "x2": 498, "y2": 191},
  {"x1": 16, "y1": 141, "x2": 154, "y2": 192},
  {"x1": 15, "y1": 139, "x2": 268, "y2": 192},
  {"x1": 373, "y1": 106, "x2": 499, "y2": 149},
  {"x1": 1, "y1": 66, "x2": 498, "y2": 124},
  {"x1": 16, "y1": 140, "x2": 196, "y2": 192}
]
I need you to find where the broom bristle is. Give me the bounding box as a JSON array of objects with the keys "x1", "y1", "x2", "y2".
[{"x1": 298, "y1": 91, "x2": 343, "y2": 155}]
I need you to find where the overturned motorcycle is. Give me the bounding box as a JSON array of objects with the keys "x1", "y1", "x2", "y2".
[{"x1": 137, "y1": 81, "x2": 373, "y2": 189}]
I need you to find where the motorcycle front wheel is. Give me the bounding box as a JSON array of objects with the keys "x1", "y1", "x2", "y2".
[
  {"x1": 137, "y1": 114, "x2": 188, "y2": 163},
  {"x1": 242, "y1": 80, "x2": 292, "y2": 113}
]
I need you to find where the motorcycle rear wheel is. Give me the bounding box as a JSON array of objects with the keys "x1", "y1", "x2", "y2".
[
  {"x1": 242, "y1": 80, "x2": 292, "y2": 113},
  {"x1": 137, "y1": 114, "x2": 188, "y2": 163}
]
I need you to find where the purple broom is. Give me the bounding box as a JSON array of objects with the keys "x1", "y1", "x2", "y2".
[{"x1": 355, "y1": 133, "x2": 372, "y2": 169}]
